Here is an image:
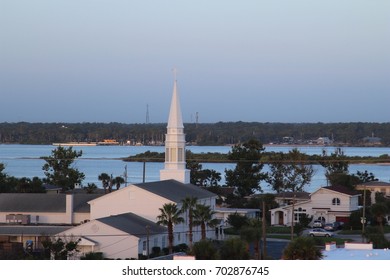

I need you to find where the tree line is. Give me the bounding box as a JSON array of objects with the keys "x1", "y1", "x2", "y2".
[{"x1": 1, "y1": 121, "x2": 390, "y2": 145}]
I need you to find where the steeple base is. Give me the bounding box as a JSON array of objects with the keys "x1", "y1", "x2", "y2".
[{"x1": 160, "y1": 169, "x2": 190, "y2": 184}]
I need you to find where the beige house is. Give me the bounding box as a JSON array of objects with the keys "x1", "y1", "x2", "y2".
[
  {"x1": 270, "y1": 186, "x2": 360, "y2": 226},
  {"x1": 355, "y1": 181, "x2": 390, "y2": 204}
]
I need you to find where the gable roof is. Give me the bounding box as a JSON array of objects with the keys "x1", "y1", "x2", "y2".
[
  {"x1": 133, "y1": 179, "x2": 217, "y2": 203},
  {"x1": 97, "y1": 212, "x2": 166, "y2": 237},
  {"x1": 0, "y1": 193, "x2": 102, "y2": 213},
  {"x1": 319, "y1": 186, "x2": 359, "y2": 196},
  {"x1": 356, "y1": 181, "x2": 390, "y2": 187}
]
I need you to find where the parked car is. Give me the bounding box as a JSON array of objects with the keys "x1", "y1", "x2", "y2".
[
  {"x1": 324, "y1": 222, "x2": 341, "y2": 231},
  {"x1": 308, "y1": 228, "x2": 334, "y2": 237},
  {"x1": 324, "y1": 223, "x2": 336, "y2": 231},
  {"x1": 312, "y1": 220, "x2": 324, "y2": 228}
]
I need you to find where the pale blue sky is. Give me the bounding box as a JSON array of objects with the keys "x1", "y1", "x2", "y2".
[{"x1": 0, "y1": 0, "x2": 389, "y2": 123}]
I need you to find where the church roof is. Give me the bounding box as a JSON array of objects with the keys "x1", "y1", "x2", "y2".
[
  {"x1": 97, "y1": 212, "x2": 166, "y2": 237},
  {"x1": 133, "y1": 179, "x2": 217, "y2": 203}
]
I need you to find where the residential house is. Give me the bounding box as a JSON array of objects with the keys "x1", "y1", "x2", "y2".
[
  {"x1": 355, "y1": 181, "x2": 390, "y2": 204},
  {"x1": 0, "y1": 193, "x2": 100, "y2": 253},
  {"x1": 270, "y1": 186, "x2": 360, "y2": 226},
  {"x1": 0, "y1": 193, "x2": 100, "y2": 225},
  {"x1": 58, "y1": 212, "x2": 167, "y2": 259}
]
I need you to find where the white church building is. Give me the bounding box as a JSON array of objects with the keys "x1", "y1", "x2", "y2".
[{"x1": 56, "y1": 78, "x2": 218, "y2": 259}]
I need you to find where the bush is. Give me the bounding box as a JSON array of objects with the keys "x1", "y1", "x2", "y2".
[
  {"x1": 220, "y1": 238, "x2": 249, "y2": 260},
  {"x1": 283, "y1": 237, "x2": 323, "y2": 260},
  {"x1": 191, "y1": 240, "x2": 219, "y2": 260},
  {"x1": 81, "y1": 252, "x2": 104, "y2": 260}
]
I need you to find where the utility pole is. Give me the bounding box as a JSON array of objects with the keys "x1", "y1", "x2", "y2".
[
  {"x1": 262, "y1": 199, "x2": 267, "y2": 259},
  {"x1": 291, "y1": 194, "x2": 296, "y2": 240},
  {"x1": 146, "y1": 225, "x2": 150, "y2": 259},
  {"x1": 362, "y1": 186, "x2": 366, "y2": 242},
  {"x1": 142, "y1": 161, "x2": 146, "y2": 183}
]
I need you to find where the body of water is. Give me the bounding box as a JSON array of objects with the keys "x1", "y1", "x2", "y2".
[{"x1": 0, "y1": 144, "x2": 389, "y2": 193}]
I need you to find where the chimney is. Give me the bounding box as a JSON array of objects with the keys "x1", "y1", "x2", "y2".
[{"x1": 66, "y1": 194, "x2": 74, "y2": 224}]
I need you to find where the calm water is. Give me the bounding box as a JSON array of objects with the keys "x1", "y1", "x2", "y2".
[{"x1": 0, "y1": 144, "x2": 389, "y2": 193}]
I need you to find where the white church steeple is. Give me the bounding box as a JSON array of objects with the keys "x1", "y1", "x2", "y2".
[{"x1": 160, "y1": 73, "x2": 190, "y2": 184}]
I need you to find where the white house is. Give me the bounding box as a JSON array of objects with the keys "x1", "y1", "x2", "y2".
[
  {"x1": 57, "y1": 212, "x2": 167, "y2": 259},
  {"x1": 270, "y1": 186, "x2": 360, "y2": 226}
]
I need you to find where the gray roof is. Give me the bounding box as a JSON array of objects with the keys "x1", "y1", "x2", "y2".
[
  {"x1": 0, "y1": 193, "x2": 102, "y2": 213},
  {"x1": 0, "y1": 225, "x2": 72, "y2": 236},
  {"x1": 133, "y1": 179, "x2": 216, "y2": 203},
  {"x1": 275, "y1": 192, "x2": 310, "y2": 200},
  {"x1": 97, "y1": 213, "x2": 166, "y2": 237},
  {"x1": 357, "y1": 181, "x2": 390, "y2": 187}
]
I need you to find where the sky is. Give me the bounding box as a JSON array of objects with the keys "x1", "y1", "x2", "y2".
[{"x1": 0, "y1": 0, "x2": 389, "y2": 124}]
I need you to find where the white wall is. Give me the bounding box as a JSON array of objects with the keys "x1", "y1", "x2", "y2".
[{"x1": 89, "y1": 185, "x2": 173, "y2": 221}]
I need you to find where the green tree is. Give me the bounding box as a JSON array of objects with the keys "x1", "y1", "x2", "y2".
[
  {"x1": 16, "y1": 177, "x2": 45, "y2": 193},
  {"x1": 282, "y1": 236, "x2": 323, "y2": 260},
  {"x1": 42, "y1": 146, "x2": 85, "y2": 191},
  {"x1": 193, "y1": 204, "x2": 219, "y2": 240},
  {"x1": 181, "y1": 196, "x2": 198, "y2": 248},
  {"x1": 266, "y1": 149, "x2": 313, "y2": 193},
  {"x1": 226, "y1": 212, "x2": 249, "y2": 232},
  {"x1": 319, "y1": 148, "x2": 351, "y2": 187},
  {"x1": 225, "y1": 139, "x2": 266, "y2": 197},
  {"x1": 41, "y1": 236, "x2": 80, "y2": 260},
  {"x1": 156, "y1": 203, "x2": 184, "y2": 254},
  {"x1": 187, "y1": 160, "x2": 221, "y2": 187},
  {"x1": 355, "y1": 170, "x2": 378, "y2": 183}
]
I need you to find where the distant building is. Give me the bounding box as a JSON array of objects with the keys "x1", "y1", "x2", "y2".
[
  {"x1": 317, "y1": 137, "x2": 333, "y2": 145},
  {"x1": 362, "y1": 136, "x2": 382, "y2": 146}
]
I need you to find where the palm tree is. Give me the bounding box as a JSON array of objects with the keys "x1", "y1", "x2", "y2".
[
  {"x1": 193, "y1": 204, "x2": 219, "y2": 240},
  {"x1": 240, "y1": 218, "x2": 262, "y2": 259},
  {"x1": 98, "y1": 173, "x2": 110, "y2": 193},
  {"x1": 370, "y1": 202, "x2": 388, "y2": 234},
  {"x1": 84, "y1": 183, "x2": 97, "y2": 194},
  {"x1": 112, "y1": 176, "x2": 125, "y2": 190},
  {"x1": 181, "y1": 196, "x2": 198, "y2": 248},
  {"x1": 156, "y1": 203, "x2": 184, "y2": 254}
]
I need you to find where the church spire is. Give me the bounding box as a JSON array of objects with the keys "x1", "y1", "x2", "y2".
[
  {"x1": 167, "y1": 79, "x2": 184, "y2": 130},
  {"x1": 160, "y1": 71, "x2": 190, "y2": 184}
]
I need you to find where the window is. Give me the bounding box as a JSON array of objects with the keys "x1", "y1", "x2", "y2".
[
  {"x1": 332, "y1": 198, "x2": 340, "y2": 205},
  {"x1": 165, "y1": 148, "x2": 170, "y2": 162},
  {"x1": 178, "y1": 148, "x2": 184, "y2": 162},
  {"x1": 142, "y1": 241, "x2": 146, "y2": 251},
  {"x1": 153, "y1": 237, "x2": 158, "y2": 248},
  {"x1": 294, "y1": 208, "x2": 307, "y2": 222},
  {"x1": 170, "y1": 148, "x2": 177, "y2": 162}
]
